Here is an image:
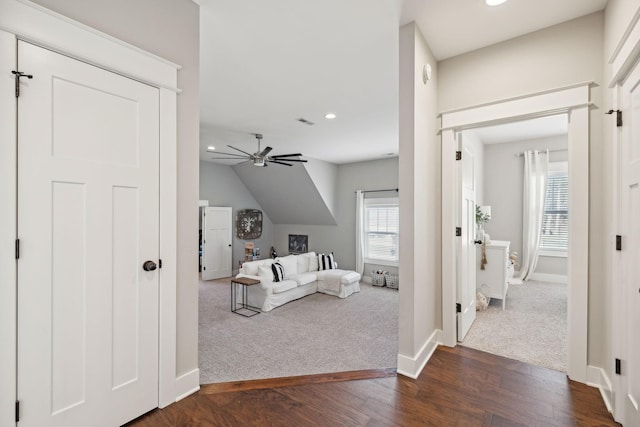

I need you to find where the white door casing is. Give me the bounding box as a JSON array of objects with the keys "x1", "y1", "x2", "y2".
[
  {"x1": 202, "y1": 207, "x2": 232, "y2": 280},
  {"x1": 17, "y1": 41, "x2": 160, "y2": 426},
  {"x1": 456, "y1": 138, "x2": 476, "y2": 341},
  {"x1": 613, "y1": 57, "x2": 640, "y2": 426},
  {"x1": 440, "y1": 83, "x2": 590, "y2": 384}
]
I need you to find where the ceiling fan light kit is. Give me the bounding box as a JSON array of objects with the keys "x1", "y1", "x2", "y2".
[{"x1": 209, "y1": 133, "x2": 308, "y2": 167}]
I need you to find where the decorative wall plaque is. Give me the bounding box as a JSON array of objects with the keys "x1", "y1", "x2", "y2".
[{"x1": 236, "y1": 209, "x2": 263, "y2": 240}]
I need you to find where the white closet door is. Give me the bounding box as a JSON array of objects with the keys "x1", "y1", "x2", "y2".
[
  {"x1": 17, "y1": 41, "x2": 160, "y2": 427},
  {"x1": 202, "y1": 207, "x2": 232, "y2": 280}
]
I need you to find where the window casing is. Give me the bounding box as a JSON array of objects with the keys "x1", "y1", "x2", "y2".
[
  {"x1": 540, "y1": 161, "x2": 568, "y2": 256},
  {"x1": 364, "y1": 198, "x2": 399, "y2": 266}
]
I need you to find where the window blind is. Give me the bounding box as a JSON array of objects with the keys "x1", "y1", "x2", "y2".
[
  {"x1": 365, "y1": 201, "x2": 399, "y2": 263},
  {"x1": 540, "y1": 172, "x2": 568, "y2": 251}
]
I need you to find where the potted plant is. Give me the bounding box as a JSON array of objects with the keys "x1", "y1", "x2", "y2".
[{"x1": 475, "y1": 205, "x2": 491, "y2": 241}]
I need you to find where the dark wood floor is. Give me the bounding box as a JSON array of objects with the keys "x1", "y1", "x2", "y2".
[{"x1": 127, "y1": 346, "x2": 619, "y2": 426}]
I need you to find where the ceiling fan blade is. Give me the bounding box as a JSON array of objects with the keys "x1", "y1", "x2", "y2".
[
  {"x1": 271, "y1": 153, "x2": 303, "y2": 158},
  {"x1": 207, "y1": 151, "x2": 248, "y2": 158},
  {"x1": 268, "y1": 160, "x2": 293, "y2": 167},
  {"x1": 260, "y1": 146, "x2": 273, "y2": 157},
  {"x1": 227, "y1": 144, "x2": 253, "y2": 157},
  {"x1": 270, "y1": 158, "x2": 307, "y2": 163}
]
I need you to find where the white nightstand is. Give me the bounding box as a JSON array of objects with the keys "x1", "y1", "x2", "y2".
[{"x1": 476, "y1": 240, "x2": 511, "y2": 310}]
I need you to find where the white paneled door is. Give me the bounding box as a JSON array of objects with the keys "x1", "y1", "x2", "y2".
[
  {"x1": 617, "y1": 56, "x2": 640, "y2": 427},
  {"x1": 17, "y1": 41, "x2": 160, "y2": 426},
  {"x1": 457, "y1": 138, "x2": 476, "y2": 341},
  {"x1": 201, "y1": 207, "x2": 232, "y2": 280}
]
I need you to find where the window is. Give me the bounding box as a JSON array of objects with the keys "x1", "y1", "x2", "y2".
[
  {"x1": 540, "y1": 162, "x2": 568, "y2": 255},
  {"x1": 364, "y1": 198, "x2": 399, "y2": 265}
]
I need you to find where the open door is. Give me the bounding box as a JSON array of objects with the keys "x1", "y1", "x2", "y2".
[
  {"x1": 456, "y1": 134, "x2": 477, "y2": 341},
  {"x1": 202, "y1": 207, "x2": 232, "y2": 280}
]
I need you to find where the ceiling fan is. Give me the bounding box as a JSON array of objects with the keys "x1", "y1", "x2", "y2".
[{"x1": 208, "y1": 133, "x2": 307, "y2": 167}]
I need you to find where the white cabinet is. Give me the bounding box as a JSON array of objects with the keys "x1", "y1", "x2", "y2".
[{"x1": 476, "y1": 240, "x2": 512, "y2": 310}]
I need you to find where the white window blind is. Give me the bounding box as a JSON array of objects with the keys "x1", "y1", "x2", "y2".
[
  {"x1": 364, "y1": 198, "x2": 399, "y2": 264},
  {"x1": 540, "y1": 162, "x2": 568, "y2": 252}
]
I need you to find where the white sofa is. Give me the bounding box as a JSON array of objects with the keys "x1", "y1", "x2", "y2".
[{"x1": 236, "y1": 251, "x2": 361, "y2": 312}]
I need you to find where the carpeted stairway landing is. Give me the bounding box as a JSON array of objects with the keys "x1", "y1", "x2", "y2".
[
  {"x1": 460, "y1": 280, "x2": 567, "y2": 372},
  {"x1": 199, "y1": 279, "x2": 399, "y2": 384}
]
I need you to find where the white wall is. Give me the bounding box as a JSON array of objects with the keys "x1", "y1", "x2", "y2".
[
  {"x1": 439, "y1": 11, "x2": 606, "y2": 370},
  {"x1": 199, "y1": 161, "x2": 275, "y2": 272},
  {"x1": 483, "y1": 135, "x2": 569, "y2": 277},
  {"x1": 31, "y1": 0, "x2": 201, "y2": 377},
  {"x1": 272, "y1": 157, "x2": 399, "y2": 271},
  {"x1": 398, "y1": 22, "x2": 441, "y2": 371}
]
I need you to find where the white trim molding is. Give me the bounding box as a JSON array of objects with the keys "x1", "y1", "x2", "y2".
[
  {"x1": 397, "y1": 330, "x2": 441, "y2": 379},
  {"x1": 0, "y1": 0, "x2": 189, "y2": 423},
  {"x1": 440, "y1": 83, "x2": 591, "y2": 384},
  {"x1": 587, "y1": 365, "x2": 614, "y2": 414},
  {"x1": 609, "y1": 5, "x2": 640, "y2": 87}
]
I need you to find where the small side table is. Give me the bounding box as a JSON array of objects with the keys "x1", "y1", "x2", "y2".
[{"x1": 231, "y1": 277, "x2": 261, "y2": 317}]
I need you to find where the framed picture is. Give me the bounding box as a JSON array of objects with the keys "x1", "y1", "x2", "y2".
[
  {"x1": 236, "y1": 209, "x2": 263, "y2": 240},
  {"x1": 288, "y1": 234, "x2": 308, "y2": 254}
]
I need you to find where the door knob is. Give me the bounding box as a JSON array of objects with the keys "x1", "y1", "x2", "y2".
[{"x1": 143, "y1": 260, "x2": 157, "y2": 271}]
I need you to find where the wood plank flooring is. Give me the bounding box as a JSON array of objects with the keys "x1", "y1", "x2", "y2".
[{"x1": 126, "y1": 346, "x2": 619, "y2": 426}]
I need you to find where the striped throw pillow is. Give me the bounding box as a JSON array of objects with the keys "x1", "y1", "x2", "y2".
[
  {"x1": 271, "y1": 262, "x2": 285, "y2": 282},
  {"x1": 318, "y1": 253, "x2": 335, "y2": 271}
]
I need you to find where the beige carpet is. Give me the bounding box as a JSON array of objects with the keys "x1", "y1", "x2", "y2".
[
  {"x1": 198, "y1": 279, "x2": 398, "y2": 384},
  {"x1": 460, "y1": 280, "x2": 567, "y2": 372}
]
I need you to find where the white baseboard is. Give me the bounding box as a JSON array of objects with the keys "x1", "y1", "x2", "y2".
[
  {"x1": 396, "y1": 329, "x2": 441, "y2": 379},
  {"x1": 362, "y1": 275, "x2": 372, "y2": 284},
  {"x1": 174, "y1": 368, "x2": 200, "y2": 403},
  {"x1": 587, "y1": 365, "x2": 614, "y2": 414},
  {"x1": 528, "y1": 272, "x2": 568, "y2": 283}
]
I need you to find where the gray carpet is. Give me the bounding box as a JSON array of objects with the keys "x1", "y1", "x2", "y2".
[
  {"x1": 461, "y1": 280, "x2": 567, "y2": 372},
  {"x1": 198, "y1": 279, "x2": 398, "y2": 384}
]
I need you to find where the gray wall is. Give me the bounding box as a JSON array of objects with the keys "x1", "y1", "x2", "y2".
[
  {"x1": 482, "y1": 135, "x2": 568, "y2": 277},
  {"x1": 32, "y1": 0, "x2": 201, "y2": 376},
  {"x1": 199, "y1": 161, "x2": 275, "y2": 271},
  {"x1": 273, "y1": 157, "x2": 399, "y2": 275},
  {"x1": 439, "y1": 11, "x2": 605, "y2": 370}
]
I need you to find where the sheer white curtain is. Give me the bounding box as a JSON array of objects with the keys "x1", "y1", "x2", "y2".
[
  {"x1": 519, "y1": 150, "x2": 548, "y2": 281},
  {"x1": 355, "y1": 190, "x2": 365, "y2": 275}
]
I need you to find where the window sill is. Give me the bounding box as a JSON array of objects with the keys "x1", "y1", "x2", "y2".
[
  {"x1": 539, "y1": 250, "x2": 567, "y2": 258},
  {"x1": 365, "y1": 259, "x2": 399, "y2": 268}
]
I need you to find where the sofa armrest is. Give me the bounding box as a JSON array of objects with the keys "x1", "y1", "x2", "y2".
[{"x1": 236, "y1": 273, "x2": 274, "y2": 295}]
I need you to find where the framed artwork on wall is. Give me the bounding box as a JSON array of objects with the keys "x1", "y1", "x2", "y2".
[
  {"x1": 236, "y1": 209, "x2": 263, "y2": 240},
  {"x1": 288, "y1": 234, "x2": 308, "y2": 254}
]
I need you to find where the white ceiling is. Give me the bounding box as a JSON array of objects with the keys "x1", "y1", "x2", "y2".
[
  {"x1": 198, "y1": 0, "x2": 607, "y2": 165},
  {"x1": 465, "y1": 114, "x2": 568, "y2": 145}
]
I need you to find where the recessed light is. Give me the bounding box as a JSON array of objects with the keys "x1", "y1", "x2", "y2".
[
  {"x1": 207, "y1": 146, "x2": 215, "y2": 150},
  {"x1": 324, "y1": 112, "x2": 337, "y2": 120},
  {"x1": 486, "y1": 0, "x2": 507, "y2": 5}
]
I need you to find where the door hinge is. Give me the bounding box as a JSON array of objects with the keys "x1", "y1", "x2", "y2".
[
  {"x1": 606, "y1": 109, "x2": 623, "y2": 127},
  {"x1": 456, "y1": 151, "x2": 462, "y2": 161},
  {"x1": 158, "y1": 259, "x2": 163, "y2": 269},
  {"x1": 11, "y1": 70, "x2": 33, "y2": 98},
  {"x1": 15, "y1": 238, "x2": 20, "y2": 259},
  {"x1": 455, "y1": 227, "x2": 462, "y2": 236},
  {"x1": 15, "y1": 400, "x2": 19, "y2": 422},
  {"x1": 456, "y1": 303, "x2": 461, "y2": 313},
  {"x1": 616, "y1": 235, "x2": 622, "y2": 251},
  {"x1": 615, "y1": 358, "x2": 621, "y2": 375}
]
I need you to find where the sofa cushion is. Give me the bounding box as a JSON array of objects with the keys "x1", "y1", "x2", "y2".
[
  {"x1": 308, "y1": 251, "x2": 318, "y2": 272},
  {"x1": 242, "y1": 260, "x2": 262, "y2": 276},
  {"x1": 340, "y1": 271, "x2": 361, "y2": 284},
  {"x1": 289, "y1": 272, "x2": 317, "y2": 286},
  {"x1": 297, "y1": 253, "x2": 310, "y2": 273},
  {"x1": 276, "y1": 255, "x2": 298, "y2": 277},
  {"x1": 272, "y1": 280, "x2": 297, "y2": 294},
  {"x1": 271, "y1": 262, "x2": 285, "y2": 282},
  {"x1": 258, "y1": 265, "x2": 274, "y2": 282},
  {"x1": 318, "y1": 253, "x2": 336, "y2": 270}
]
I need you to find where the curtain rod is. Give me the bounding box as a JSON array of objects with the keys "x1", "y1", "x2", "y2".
[
  {"x1": 514, "y1": 148, "x2": 567, "y2": 157},
  {"x1": 355, "y1": 188, "x2": 399, "y2": 194}
]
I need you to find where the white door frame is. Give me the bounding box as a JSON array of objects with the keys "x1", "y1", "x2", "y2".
[
  {"x1": 609, "y1": 7, "x2": 640, "y2": 424},
  {"x1": 440, "y1": 82, "x2": 592, "y2": 383},
  {"x1": 0, "y1": 1, "x2": 196, "y2": 423}
]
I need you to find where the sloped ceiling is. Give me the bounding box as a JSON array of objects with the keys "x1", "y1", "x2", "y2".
[{"x1": 232, "y1": 159, "x2": 337, "y2": 225}]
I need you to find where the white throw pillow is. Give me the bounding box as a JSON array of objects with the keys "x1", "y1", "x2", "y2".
[
  {"x1": 297, "y1": 253, "x2": 310, "y2": 273},
  {"x1": 243, "y1": 260, "x2": 261, "y2": 276},
  {"x1": 308, "y1": 251, "x2": 318, "y2": 272},
  {"x1": 276, "y1": 255, "x2": 297, "y2": 277},
  {"x1": 258, "y1": 265, "x2": 274, "y2": 282}
]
